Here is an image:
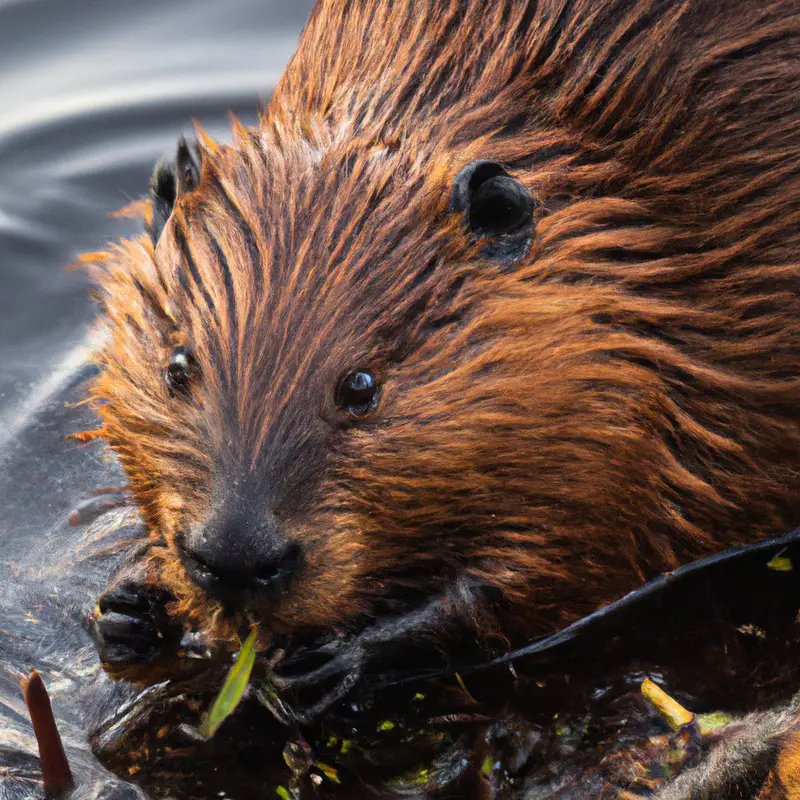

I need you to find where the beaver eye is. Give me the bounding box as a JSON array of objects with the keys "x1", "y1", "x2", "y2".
[
  {"x1": 165, "y1": 347, "x2": 194, "y2": 398},
  {"x1": 336, "y1": 371, "x2": 379, "y2": 416}
]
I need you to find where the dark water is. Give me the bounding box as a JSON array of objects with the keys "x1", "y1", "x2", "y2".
[{"x1": 0, "y1": 0, "x2": 315, "y2": 442}]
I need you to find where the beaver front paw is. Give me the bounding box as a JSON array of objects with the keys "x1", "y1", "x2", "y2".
[
  {"x1": 89, "y1": 582, "x2": 182, "y2": 681},
  {"x1": 269, "y1": 583, "x2": 482, "y2": 723}
]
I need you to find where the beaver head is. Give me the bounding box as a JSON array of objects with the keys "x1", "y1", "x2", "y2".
[{"x1": 82, "y1": 0, "x2": 800, "y2": 643}]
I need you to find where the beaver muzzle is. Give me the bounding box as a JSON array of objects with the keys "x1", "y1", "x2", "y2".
[{"x1": 179, "y1": 508, "x2": 304, "y2": 604}]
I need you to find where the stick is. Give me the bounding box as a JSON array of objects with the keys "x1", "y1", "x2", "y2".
[{"x1": 20, "y1": 670, "x2": 74, "y2": 798}]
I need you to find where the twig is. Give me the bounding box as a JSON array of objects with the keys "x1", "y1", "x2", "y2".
[{"x1": 20, "y1": 670, "x2": 74, "y2": 798}]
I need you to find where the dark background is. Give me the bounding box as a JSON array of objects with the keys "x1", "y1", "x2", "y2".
[{"x1": 0, "y1": 0, "x2": 316, "y2": 445}]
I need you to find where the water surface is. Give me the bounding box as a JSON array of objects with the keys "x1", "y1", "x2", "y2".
[{"x1": 0, "y1": 0, "x2": 315, "y2": 441}]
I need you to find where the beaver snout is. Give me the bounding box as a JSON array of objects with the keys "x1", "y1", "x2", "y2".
[{"x1": 179, "y1": 510, "x2": 303, "y2": 602}]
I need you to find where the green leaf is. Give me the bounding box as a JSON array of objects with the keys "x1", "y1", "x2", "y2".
[
  {"x1": 454, "y1": 671, "x2": 477, "y2": 703},
  {"x1": 315, "y1": 762, "x2": 340, "y2": 783},
  {"x1": 198, "y1": 626, "x2": 258, "y2": 738},
  {"x1": 697, "y1": 711, "x2": 733, "y2": 735},
  {"x1": 767, "y1": 555, "x2": 793, "y2": 572}
]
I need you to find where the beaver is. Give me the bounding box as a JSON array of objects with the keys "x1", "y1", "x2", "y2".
[{"x1": 79, "y1": 0, "x2": 800, "y2": 697}]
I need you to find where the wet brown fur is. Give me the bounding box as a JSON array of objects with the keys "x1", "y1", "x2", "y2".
[{"x1": 82, "y1": 0, "x2": 800, "y2": 646}]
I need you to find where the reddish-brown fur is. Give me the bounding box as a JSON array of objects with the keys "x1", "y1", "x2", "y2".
[{"x1": 82, "y1": 0, "x2": 800, "y2": 648}]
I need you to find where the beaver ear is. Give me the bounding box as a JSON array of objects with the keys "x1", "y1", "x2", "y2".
[
  {"x1": 450, "y1": 160, "x2": 536, "y2": 263},
  {"x1": 147, "y1": 136, "x2": 202, "y2": 247}
]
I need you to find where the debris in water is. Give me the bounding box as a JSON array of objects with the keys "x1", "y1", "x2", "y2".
[
  {"x1": 767, "y1": 555, "x2": 793, "y2": 572},
  {"x1": 641, "y1": 678, "x2": 694, "y2": 730},
  {"x1": 20, "y1": 670, "x2": 74, "y2": 798}
]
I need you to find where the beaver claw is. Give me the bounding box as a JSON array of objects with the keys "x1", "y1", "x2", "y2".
[
  {"x1": 268, "y1": 584, "x2": 479, "y2": 724},
  {"x1": 269, "y1": 643, "x2": 366, "y2": 724},
  {"x1": 89, "y1": 582, "x2": 182, "y2": 677}
]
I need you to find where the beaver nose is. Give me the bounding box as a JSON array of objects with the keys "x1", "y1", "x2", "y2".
[
  {"x1": 185, "y1": 542, "x2": 302, "y2": 599},
  {"x1": 181, "y1": 514, "x2": 302, "y2": 600}
]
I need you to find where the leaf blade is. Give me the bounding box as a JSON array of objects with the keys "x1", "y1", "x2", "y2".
[{"x1": 199, "y1": 626, "x2": 259, "y2": 738}]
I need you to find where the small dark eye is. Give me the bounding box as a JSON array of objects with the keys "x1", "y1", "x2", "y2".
[
  {"x1": 165, "y1": 347, "x2": 194, "y2": 397},
  {"x1": 336, "y1": 371, "x2": 379, "y2": 416}
]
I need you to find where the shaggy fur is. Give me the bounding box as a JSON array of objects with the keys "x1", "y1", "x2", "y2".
[{"x1": 81, "y1": 0, "x2": 800, "y2": 647}]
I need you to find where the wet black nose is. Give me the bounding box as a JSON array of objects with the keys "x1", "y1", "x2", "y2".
[{"x1": 181, "y1": 522, "x2": 302, "y2": 600}]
